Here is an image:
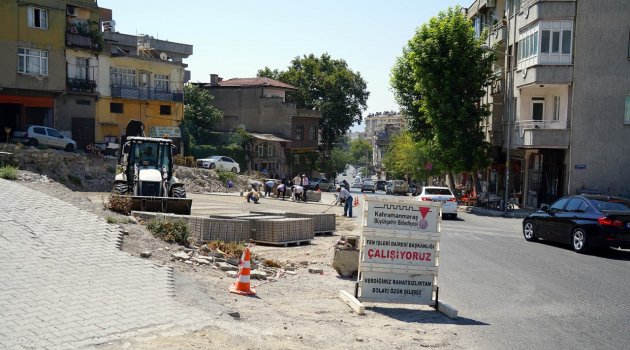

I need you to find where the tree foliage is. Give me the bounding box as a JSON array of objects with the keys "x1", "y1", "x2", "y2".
[
  {"x1": 181, "y1": 84, "x2": 223, "y2": 155},
  {"x1": 258, "y1": 53, "x2": 369, "y2": 151},
  {"x1": 382, "y1": 131, "x2": 441, "y2": 181},
  {"x1": 390, "y1": 6, "x2": 495, "y2": 187}
]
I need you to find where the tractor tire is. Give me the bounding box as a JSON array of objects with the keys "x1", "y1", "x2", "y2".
[
  {"x1": 171, "y1": 186, "x2": 187, "y2": 198},
  {"x1": 112, "y1": 182, "x2": 127, "y2": 196}
]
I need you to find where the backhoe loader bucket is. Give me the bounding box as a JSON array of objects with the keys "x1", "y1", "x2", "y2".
[{"x1": 129, "y1": 196, "x2": 192, "y2": 215}]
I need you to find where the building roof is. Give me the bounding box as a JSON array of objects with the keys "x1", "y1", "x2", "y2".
[
  {"x1": 216, "y1": 77, "x2": 297, "y2": 90},
  {"x1": 250, "y1": 133, "x2": 292, "y2": 143}
]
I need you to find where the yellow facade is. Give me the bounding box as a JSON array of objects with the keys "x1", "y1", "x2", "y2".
[{"x1": 95, "y1": 55, "x2": 185, "y2": 141}]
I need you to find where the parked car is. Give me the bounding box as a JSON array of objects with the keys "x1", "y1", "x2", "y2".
[
  {"x1": 416, "y1": 186, "x2": 458, "y2": 219},
  {"x1": 409, "y1": 183, "x2": 419, "y2": 196},
  {"x1": 522, "y1": 195, "x2": 630, "y2": 253},
  {"x1": 376, "y1": 180, "x2": 387, "y2": 191},
  {"x1": 361, "y1": 180, "x2": 376, "y2": 193},
  {"x1": 13, "y1": 125, "x2": 77, "y2": 152},
  {"x1": 306, "y1": 178, "x2": 334, "y2": 192},
  {"x1": 196, "y1": 156, "x2": 240, "y2": 173},
  {"x1": 351, "y1": 180, "x2": 363, "y2": 189}
]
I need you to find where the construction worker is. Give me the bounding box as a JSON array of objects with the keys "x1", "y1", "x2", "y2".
[{"x1": 334, "y1": 186, "x2": 353, "y2": 217}]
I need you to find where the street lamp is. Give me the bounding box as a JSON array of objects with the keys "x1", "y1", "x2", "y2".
[{"x1": 480, "y1": 43, "x2": 515, "y2": 215}]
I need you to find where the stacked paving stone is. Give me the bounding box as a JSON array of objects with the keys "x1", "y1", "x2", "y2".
[
  {"x1": 252, "y1": 218, "x2": 314, "y2": 244},
  {"x1": 252, "y1": 210, "x2": 336, "y2": 234},
  {"x1": 132, "y1": 212, "x2": 251, "y2": 242}
]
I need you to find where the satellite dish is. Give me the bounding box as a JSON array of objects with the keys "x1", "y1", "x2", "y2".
[{"x1": 159, "y1": 52, "x2": 168, "y2": 60}]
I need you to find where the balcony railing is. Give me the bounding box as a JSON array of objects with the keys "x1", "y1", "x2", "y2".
[
  {"x1": 111, "y1": 85, "x2": 184, "y2": 102},
  {"x1": 515, "y1": 119, "x2": 566, "y2": 131},
  {"x1": 67, "y1": 78, "x2": 96, "y2": 93},
  {"x1": 66, "y1": 32, "x2": 101, "y2": 50}
]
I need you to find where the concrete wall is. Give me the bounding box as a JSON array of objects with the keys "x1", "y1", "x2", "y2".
[
  {"x1": 569, "y1": 0, "x2": 630, "y2": 197},
  {"x1": 210, "y1": 87, "x2": 295, "y2": 138}
]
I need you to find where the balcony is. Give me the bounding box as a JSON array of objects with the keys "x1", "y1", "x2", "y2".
[
  {"x1": 111, "y1": 85, "x2": 183, "y2": 102},
  {"x1": 488, "y1": 23, "x2": 507, "y2": 47},
  {"x1": 67, "y1": 78, "x2": 96, "y2": 93},
  {"x1": 514, "y1": 65, "x2": 573, "y2": 88},
  {"x1": 511, "y1": 119, "x2": 569, "y2": 148}
]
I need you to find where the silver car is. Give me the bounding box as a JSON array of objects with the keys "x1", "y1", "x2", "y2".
[
  {"x1": 361, "y1": 180, "x2": 376, "y2": 193},
  {"x1": 13, "y1": 125, "x2": 77, "y2": 152}
]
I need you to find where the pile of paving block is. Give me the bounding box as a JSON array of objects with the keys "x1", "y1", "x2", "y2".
[{"x1": 132, "y1": 210, "x2": 335, "y2": 246}]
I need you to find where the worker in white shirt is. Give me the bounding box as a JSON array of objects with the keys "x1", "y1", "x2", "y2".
[
  {"x1": 334, "y1": 186, "x2": 353, "y2": 217},
  {"x1": 292, "y1": 185, "x2": 305, "y2": 202}
]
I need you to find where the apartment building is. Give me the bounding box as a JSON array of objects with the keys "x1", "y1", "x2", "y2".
[
  {"x1": 364, "y1": 111, "x2": 406, "y2": 171},
  {"x1": 203, "y1": 76, "x2": 322, "y2": 176},
  {"x1": 0, "y1": 0, "x2": 68, "y2": 141},
  {"x1": 96, "y1": 19, "x2": 192, "y2": 150},
  {"x1": 468, "y1": 0, "x2": 630, "y2": 208}
]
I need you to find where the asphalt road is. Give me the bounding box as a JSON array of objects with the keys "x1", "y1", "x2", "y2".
[{"x1": 437, "y1": 212, "x2": 630, "y2": 350}]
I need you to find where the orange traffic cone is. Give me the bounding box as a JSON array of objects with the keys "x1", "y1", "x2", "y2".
[
  {"x1": 353, "y1": 196, "x2": 359, "y2": 207},
  {"x1": 229, "y1": 245, "x2": 256, "y2": 296}
]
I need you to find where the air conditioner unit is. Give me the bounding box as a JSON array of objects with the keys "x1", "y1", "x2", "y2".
[{"x1": 67, "y1": 6, "x2": 77, "y2": 16}]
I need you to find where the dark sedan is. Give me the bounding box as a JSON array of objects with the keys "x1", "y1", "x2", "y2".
[{"x1": 522, "y1": 195, "x2": 630, "y2": 253}]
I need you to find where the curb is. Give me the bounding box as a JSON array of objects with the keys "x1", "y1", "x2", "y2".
[{"x1": 467, "y1": 206, "x2": 532, "y2": 219}]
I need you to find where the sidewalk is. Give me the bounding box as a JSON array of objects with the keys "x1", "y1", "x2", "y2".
[
  {"x1": 463, "y1": 205, "x2": 533, "y2": 219},
  {"x1": 0, "y1": 179, "x2": 217, "y2": 349}
]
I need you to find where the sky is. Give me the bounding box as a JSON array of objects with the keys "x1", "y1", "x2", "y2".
[{"x1": 99, "y1": 0, "x2": 465, "y2": 131}]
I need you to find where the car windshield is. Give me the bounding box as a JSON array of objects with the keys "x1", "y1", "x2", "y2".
[
  {"x1": 424, "y1": 188, "x2": 453, "y2": 195},
  {"x1": 590, "y1": 198, "x2": 630, "y2": 212},
  {"x1": 208, "y1": 156, "x2": 221, "y2": 160}
]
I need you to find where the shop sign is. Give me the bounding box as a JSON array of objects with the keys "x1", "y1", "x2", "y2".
[{"x1": 149, "y1": 126, "x2": 181, "y2": 138}]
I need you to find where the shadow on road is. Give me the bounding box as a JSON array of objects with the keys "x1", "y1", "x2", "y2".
[
  {"x1": 535, "y1": 240, "x2": 630, "y2": 261},
  {"x1": 368, "y1": 306, "x2": 489, "y2": 326}
]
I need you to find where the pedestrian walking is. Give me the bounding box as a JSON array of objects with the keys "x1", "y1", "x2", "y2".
[{"x1": 334, "y1": 186, "x2": 353, "y2": 217}]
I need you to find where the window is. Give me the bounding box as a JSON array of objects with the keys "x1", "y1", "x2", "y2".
[
  {"x1": 17, "y1": 48, "x2": 48, "y2": 75},
  {"x1": 76, "y1": 58, "x2": 89, "y2": 80},
  {"x1": 517, "y1": 32, "x2": 539, "y2": 61},
  {"x1": 541, "y1": 29, "x2": 571, "y2": 55},
  {"x1": 159, "y1": 105, "x2": 171, "y2": 115},
  {"x1": 295, "y1": 125, "x2": 304, "y2": 140},
  {"x1": 154, "y1": 74, "x2": 169, "y2": 91},
  {"x1": 625, "y1": 96, "x2": 630, "y2": 124},
  {"x1": 565, "y1": 199, "x2": 587, "y2": 213},
  {"x1": 33, "y1": 127, "x2": 46, "y2": 135},
  {"x1": 76, "y1": 100, "x2": 91, "y2": 105},
  {"x1": 257, "y1": 144, "x2": 264, "y2": 157},
  {"x1": 46, "y1": 128, "x2": 62, "y2": 138},
  {"x1": 549, "y1": 198, "x2": 569, "y2": 212},
  {"x1": 110, "y1": 103, "x2": 123, "y2": 113},
  {"x1": 532, "y1": 97, "x2": 545, "y2": 122},
  {"x1": 267, "y1": 144, "x2": 274, "y2": 157},
  {"x1": 28, "y1": 7, "x2": 48, "y2": 29},
  {"x1": 553, "y1": 96, "x2": 560, "y2": 121},
  {"x1": 309, "y1": 126, "x2": 316, "y2": 140},
  {"x1": 110, "y1": 67, "x2": 136, "y2": 86}
]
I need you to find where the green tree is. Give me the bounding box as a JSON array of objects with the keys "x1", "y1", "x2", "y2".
[
  {"x1": 382, "y1": 131, "x2": 441, "y2": 182},
  {"x1": 181, "y1": 84, "x2": 223, "y2": 155},
  {"x1": 390, "y1": 6, "x2": 495, "y2": 190},
  {"x1": 349, "y1": 138, "x2": 372, "y2": 174},
  {"x1": 258, "y1": 53, "x2": 370, "y2": 153}
]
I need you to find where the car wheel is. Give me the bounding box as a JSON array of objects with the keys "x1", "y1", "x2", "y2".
[
  {"x1": 28, "y1": 138, "x2": 38, "y2": 147},
  {"x1": 372, "y1": 190, "x2": 375, "y2": 193},
  {"x1": 64, "y1": 144, "x2": 74, "y2": 152},
  {"x1": 231, "y1": 167, "x2": 237, "y2": 173},
  {"x1": 209, "y1": 163, "x2": 216, "y2": 169},
  {"x1": 523, "y1": 221, "x2": 536, "y2": 242},
  {"x1": 572, "y1": 228, "x2": 589, "y2": 253}
]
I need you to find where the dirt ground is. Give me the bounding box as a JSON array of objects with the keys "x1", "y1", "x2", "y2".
[{"x1": 12, "y1": 169, "x2": 461, "y2": 350}]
